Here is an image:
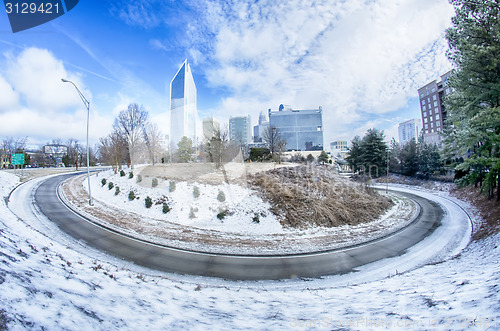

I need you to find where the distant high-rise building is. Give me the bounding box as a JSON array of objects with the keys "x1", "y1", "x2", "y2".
[
  {"x1": 229, "y1": 115, "x2": 252, "y2": 145},
  {"x1": 170, "y1": 59, "x2": 197, "y2": 150},
  {"x1": 253, "y1": 111, "x2": 270, "y2": 143},
  {"x1": 268, "y1": 104, "x2": 323, "y2": 151},
  {"x1": 202, "y1": 117, "x2": 220, "y2": 141},
  {"x1": 418, "y1": 71, "x2": 452, "y2": 146},
  {"x1": 330, "y1": 140, "x2": 348, "y2": 158},
  {"x1": 398, "y1": 119, "x2": 421, "y2": 145}
]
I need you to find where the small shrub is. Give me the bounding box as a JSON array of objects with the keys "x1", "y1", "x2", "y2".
[
  {"x1": 152, "y1": 178, "x2": 158, "y2": 188},
  {"x1": 129, "y1": 172, "x2": 134, "y2": 179},
  {"x1": 120, "y1": 170, "x2": 125, "y2": 177},
  {"x1": 137, "y1": 174, "x2": 142, "y2": 183},
  {"x1": 189, "y1": 207, "x2": 197, "y2": 219},
  {"x1": 162, "y1": 203, "x2": 171, "y2": 214},
  {"x1": 114, "y1": 186, "x2": 120, "y2": 196},
  {"x1": 101, "y1": 178, "x2": 107, "y2": 187},
  {"x1": 193, "y1": 186, "x2": 200, "y2": 198},
  {"x1": 128, "y1": 190, "x2": 136, "y2": 201},
  {"x1": 252, "y1": 214, "x2": 260, "y2": 224},
  {"x1": 217, "y1": 209, "x2": 228, "y2": 220},
  {"x1": 145, "y1": 196, "x2": 152, "y2": 208},
  {"x1": 217, "y1": 190, "x2": 226, "y2": 202},
  {"x1": 108, "y1": 182, "x2": 114, "y2": 190},
  {"x1": 169, "y1": 181, "x2": 176, "y2": 192}
]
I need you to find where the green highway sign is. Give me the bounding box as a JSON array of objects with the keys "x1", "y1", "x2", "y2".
[{"x1": 11, "y1": 153, "x2": 25, "y2": 165}]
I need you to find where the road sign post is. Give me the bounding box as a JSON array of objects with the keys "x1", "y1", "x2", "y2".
[{"x1": 12, "y1": 153, "x2": 25, "y2": 177}]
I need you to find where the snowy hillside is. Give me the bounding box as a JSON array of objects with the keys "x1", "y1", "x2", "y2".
[{"x1": 1, "y1": 171, "x2": 499, "y2": 330}]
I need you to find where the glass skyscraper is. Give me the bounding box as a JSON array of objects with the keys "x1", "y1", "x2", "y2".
[
  {"x1": 229, "y1": 115, "x2": 252, "y2": 145},
  {"x1": 269, "y1": 105, "x2": 323, "y2": 151},
  {"x1": 170, "y1": 60, "x2": 197, "y2": 149}
]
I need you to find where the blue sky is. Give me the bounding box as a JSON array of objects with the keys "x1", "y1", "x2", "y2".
[{"x1": 0, "y1": 0, "x2": 455, "y2": 148}]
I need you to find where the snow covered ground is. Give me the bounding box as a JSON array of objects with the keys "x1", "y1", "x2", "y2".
[{"x1": 1, "y1": 171, "x2": 499, "y2": 330}]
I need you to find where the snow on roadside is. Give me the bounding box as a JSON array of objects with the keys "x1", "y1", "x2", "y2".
[{"x1": 1, "y1": 171, "x2": 499, "y2": 330}]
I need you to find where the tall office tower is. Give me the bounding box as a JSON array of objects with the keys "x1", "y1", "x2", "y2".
[
  {"x1": 398, "y1": 118, "x2": 421, "y2": 145},
  {"x1": 170, "y1": 59, "x2": 197, "y2": 150},
  {"x1": 417, "y1": 71, "x2": 452, "y2": 146},
  {"x1": 268, "y1": 104, "x2": 323, "y2": 151},
  {"x1": 253, "y1": 111, "x2": 270, "y2": 142},
  {"x1": 202, "y1": 117, "x2": 220, "y2": 141},
  {"x1": 229, "y1": 115, "x2": 252, "y2": 145}
]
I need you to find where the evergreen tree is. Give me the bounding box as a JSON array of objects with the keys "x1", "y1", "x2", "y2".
[
  {"x1": 400, "y1": 139, "x2": 418, "y2": 176},
  {"x1": 347, "y1": 129, "x2": 388, "y2": 177},
  {"x1": 317, "y1": 150, "x2": 329, "y2": 164},
  {"x1": 176, "y1": 136, "x2": 194, "y2": 163},
  {"x1": 346, "y1": 136, "x2": 363, "y2": 173},
  {"x1": 360, "y1": 129, "x2": 388, "y2": 178},
  {"x1": 443, "y1": 0, "x2": 500, "y2": 200}
]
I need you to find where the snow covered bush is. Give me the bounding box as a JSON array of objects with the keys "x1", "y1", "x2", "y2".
[
  {"x1": 120, "y1": 170, "x2": 125, "y2": 177},
  {"x1": 152, "y1": 178, "x2": 158, "y2": 188},
  {"x1": 145, "y1": 196, "x2": 152, "y2": 209},
  {"x1": 114, "y1": 186, "x2": 120, "y2": 196},
  {"x1": 129, "y1": 172, "x2": 133, "y2": 179},
  {"x1": 217, "y1": 209, "x2": 228, "y2": 220},
  {"x1": 217, "y1": 190, "x2": 226, "y2": 202},
  {"x1": 101, "y1": 178, "x2": 106, "y2": 187},
  {"x1": 252, "y1": 214, "x2": 260, "y2": 224},
  {"x1": 136, "y1": 175, "x2": 142, "y2": 183},
  {"x1": 169, "y1": 181, "x2": 176, "y2": 192},
  {"x1": 193, "y1": 186, "x2": 200, "y2": 198},
  {"x1": 128, "y1": 190, "x2": 136, "y2": 201},
  {"x1": 162, "y1": 203, "x2": 170, "y2": 214},
  {"x1": 189, "y1": 207, "x2": 198, "y2": 219},
  {"x1": 108, "y1": 182, "x2": 114, "y2": 190}
]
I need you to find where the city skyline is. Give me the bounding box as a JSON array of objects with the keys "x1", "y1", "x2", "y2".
[{"x1": 0, "y1": 1, "x2": 455, "y2": 148}]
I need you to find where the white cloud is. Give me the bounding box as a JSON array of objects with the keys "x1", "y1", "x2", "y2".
[
  {"x1": 191, "y1": 0, "x2": 455, "y2": 143},
  {"x1": 0, "y1": 47, "x2": 113, "y2": 145},
  {"x1": 5, "y1": 48, "x2": 89, "y2": 112},
  {"x1": 0, "y1": 74, "x2": 18, "y2": 112}
]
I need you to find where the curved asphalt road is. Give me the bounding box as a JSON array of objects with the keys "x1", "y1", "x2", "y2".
[{"x1": 32, "y1": 173, "x2": 443, "y2": 280}]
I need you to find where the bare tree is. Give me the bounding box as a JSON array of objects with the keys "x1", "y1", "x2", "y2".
[
  {"x1": 205, "y1": 126, "x2": 236, "y2": 168},
  {"x1": 262, "y1": 126, "x2": 287, "y2": 163},
  {"x1": 113, "y1": 103, "x2": 149, "y2": 169},
  {"x1": 144, "y1": 123, "x2": 165, "y2": 165},
  {"x1": 98, "y1": 129, "x2": 129, "y2": 174}
]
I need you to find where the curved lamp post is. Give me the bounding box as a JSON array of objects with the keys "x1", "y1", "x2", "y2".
[{"x1": 61, "y1": 78, "x2": 93, "y2": 206}]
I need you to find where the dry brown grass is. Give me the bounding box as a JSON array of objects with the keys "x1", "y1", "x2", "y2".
[{"x1": 248, "y1": 165, "x2": 394, "y2": 228}]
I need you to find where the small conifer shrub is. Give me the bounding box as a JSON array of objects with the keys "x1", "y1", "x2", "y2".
[
  {"x1": 217, "y1": 209, "x2": 228, "y2": 220},
  {"x1": 120, "y1": 170, "x2": 125, "y2": 177},
  {"x1": 115, "y1": 186, "x2": 120, "y2": 196},
  {"x1": 169, "y1": 181, "x2": 176, "y2": 192},
  {"x1": 217, "y1": 190, "x2": 226, "y2": 202},
  {"x1": 108, "y1": 182, "x2": 114, "y2": 190},
  {"x1": 129, "y1": 172, "x2": 134, "y2": 179},
  {"x1": 162, "y1": 203, "x2": 171, "y2": 214},
  {"x1": 128, "y1": 190, "x2": 136, "y2": 201},
  {"x1": 101, "y1": 178, "x2": 107, "y2": 186},
  {"x1": 137, "y1": 174, "x2": 142, "y2": 183},
  {"x1": 152, "y1": 178, "x2": 158, "y2": 188},
  {"x1": 193, "y1": 186, "x2": 200, "y2": 198},
  {"x1": 145, "y1": 196, "x2": 152, "y2": 208}
]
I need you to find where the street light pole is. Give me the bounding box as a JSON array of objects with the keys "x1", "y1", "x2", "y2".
[{"x1": 61, "y1": 78, "x2": 93, "y2": 206}]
